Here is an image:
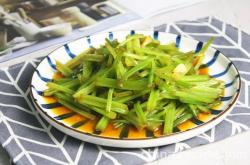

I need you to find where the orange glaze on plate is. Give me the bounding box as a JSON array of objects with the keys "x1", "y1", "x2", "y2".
[
  {"x1": 40, "y1": 67, "x2": 219, "y2": 139},
  {"x1": 177, "y1": 120, "x2": 197, "y2": 131},
  {"x1": 198, "y1": 67, "x2": 209, "y2": 75},
  {"x1": 197, "y1": 113, "x2": 212, "y2": 122},
  {"x1": 100, "y1": 123, "x2": 123, "y2": 138}
]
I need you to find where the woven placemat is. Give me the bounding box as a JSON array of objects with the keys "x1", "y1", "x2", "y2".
[{"x1": 0, "y1": 16, "x2": 249, "y2": 165}]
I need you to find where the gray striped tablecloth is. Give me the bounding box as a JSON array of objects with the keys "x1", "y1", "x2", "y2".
[{"x1": 0, "y1": 16, "x2": 249, "y2": 165}]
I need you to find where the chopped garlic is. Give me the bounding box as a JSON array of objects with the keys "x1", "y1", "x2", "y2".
[{"x1": 173, "y1": 63, "x2": 187, "y2": 75}]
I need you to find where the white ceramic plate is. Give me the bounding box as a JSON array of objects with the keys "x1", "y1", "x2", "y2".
[{"x1": 30, "y1": 31, "x2": 241, "y2": 148}]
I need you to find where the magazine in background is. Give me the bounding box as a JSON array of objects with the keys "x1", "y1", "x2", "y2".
[
  {"x1": 0, "y1": 0, "x2": 135, "y2": 62},
  {"x1": 0, "y1": 0, "x2": 206, "y2": 63}
]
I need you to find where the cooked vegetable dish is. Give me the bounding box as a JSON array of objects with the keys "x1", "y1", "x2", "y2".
[{"x1": 45, "y1": 34, "x2": 224, "y2": 135}]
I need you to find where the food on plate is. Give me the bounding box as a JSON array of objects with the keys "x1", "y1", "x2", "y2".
[{"x1": 44, "y1": 34, "x2": 224, "y2": 135}]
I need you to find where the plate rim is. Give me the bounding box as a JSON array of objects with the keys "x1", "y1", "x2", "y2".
[{"x1": 29, "y1": 30, "x2": 241, "y2": 143}]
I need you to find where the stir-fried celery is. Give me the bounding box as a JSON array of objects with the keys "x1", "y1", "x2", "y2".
[{"x1": 45, "y1": 34, "x2": 224, "y2": 135}]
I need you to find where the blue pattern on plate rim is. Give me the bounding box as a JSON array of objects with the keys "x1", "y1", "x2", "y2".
[
  {"x1": 41, "y1": 102, "x2": 62, "y2": 109},
  {"x1": 64, "y1": 44, "x2": 76, "y2": 58},
  {"x1": 130, "y1": 30, "x2": 135, "y2": 35},
  {"x1": 211, "y1": 62, "x2": 233, "y2": 78},
  {"x1": 35, "y1": 70, "x2": 51, "y2": 82},
  {"x1": 204, "y1": 50, "x2": 220, "y2": 67},
  {"x1": 225, "y1": 75, "x2": 240, "y2": 88},
  {"x1": 195, "y1": 41, "x2": 203, "y2": 53},
  {"x1": 175, "y1": 35, "x2": 181, "y2": 48},
  {"x1": 109, "y1": 32, "x2": 114, "y2": 41},
  {"x1": 86, "y1": 36, "x2": 92, "y2": 47},
  {"x1": 153, "y1": 31, "x2": 159, "y2": 40},
  {"x1": 46, "y1": 56, "x2": 57, "y2": 70},
  {"x1": 31, "y1": 31, "x2": 241, "y2": 139}
]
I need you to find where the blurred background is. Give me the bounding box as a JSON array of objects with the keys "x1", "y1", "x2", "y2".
[{"x1": 0, "y1": 0, "x2": 122, "y2": 55}]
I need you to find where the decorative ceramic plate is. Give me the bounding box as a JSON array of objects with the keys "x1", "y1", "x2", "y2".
[{"x1": 30, "y1": 31, "x2": 241, "y2": 148}]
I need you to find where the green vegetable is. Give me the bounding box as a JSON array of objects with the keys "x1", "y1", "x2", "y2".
[
  {"x1": 95, "y1": 116, "x2": 110, "y2": 131},
  {"x1": 135, "y1": 102, "x2": 146, "y2": 126},
  {"x1": 163, "y1": 102, "x2": 176, "y2": 135},
  {"x1": 147, "y1": 90, "x2": 159, "y2": 111},
  {"x1": 45, "y1": 33, "x2": 223, "y2": 135},
  {"x1": 57, "y1": 98, "x2": 95, "y2": 120},
  {"x1": 106, "y1": 88, "x2": 114, "y2": 112},
  {"x1": 47, "y1": 82, "x2": 75, "y2": 95},
  {"x1": 55, "y1": 60, "x2": 73, "y2": 76}
]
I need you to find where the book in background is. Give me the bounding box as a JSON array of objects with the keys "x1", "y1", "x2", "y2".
[
  {"x1": 0, "y1": 0, "x2": 130, "y2": 62},
  {"x1": 0, "y1": 0, "x2": 205, "y2": 63}
]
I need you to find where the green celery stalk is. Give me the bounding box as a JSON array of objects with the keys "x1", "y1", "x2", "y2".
[
  {"x1": 191, "y1": 86, "x2": 222, "y2": 95},
  {"x1": 121, "y1": 113, "x2": 141, "y2": 129},
  {"x1": 141, "y1": 36, "x2": 152, "y2": 47},
  {"x1": 95, "y1": 77, "x2": 149, "y2": 91},
  {"x1": 134, "y1": 47, "x2": 170, "y2": 57},
  {"x1": 123, "y1": 58, "x2": 152, "y2": 80},
  {"x1": 188, "y1": 104, "x2": 198, "y2": 116},
  {"x1": 52, "y1": 78, "x2": 71, "y2": 84},
  {"x1": 47, "y1": 82, "x2": 74, "y2": 95},
  {"x1": 153, "y1": 101, "x2": 175, "y2": 118},
  {"x1": 178, "y1": 75, "x2": 210, "y2": 82},
  {"x1": 115, "y1": 60, "x2": 126, "y2": 85},
  {"x1": 124, "y1": 57, "x2": 138, "y2": 67},
  {"x1": 106, "y1": 88, "x2": 114, "y2": 112},
  {"x1": 194, "y1": 37, "x2": 215, "y2": 70},
  {"x1": 123, "y1": 52, "x2": 147, "y2": 60},
  {"x1": 147, "y1": 90, "x2": 159, "y2": 111},
  {"x1": 114, "y1": 90, "x2": 149, "y2": 103},
  {"x1": 175, "y1": 105, "x2": 186, "y2": 119},
  {"x1": 111, "y1": 108, "x2": 128, "y2": 114},
  {"x1": 174, "y1": 112, "x2": 193, "y2": 127},
  {"x1": 135, "y1": 102, "x2": 146, "y2": 125},
  {"x1": 81, "y1": 61, "x2": 93, "y2": 81},
  {"x1": 82, "y1": 104, "x2": 117, "y2": 119},
  {"x1": 76, "y1": 66, "x2": 108, "y2": 91},
  {"x1": 44, "y1": 79, "x2": 80, "y2": 96},
  {"x1": 148, "y1": 60, "x2": 155, "y2": 87},
  {"x1": 77, "y1": 94, "x2": 128, "y2": 111},
  {"x1": 158, "y1": 43, "x2": 179, "y2": 53},
  {"x1": 163, "y1": 102, "x2": 176, "y2": 135},
  {"x1": 54, "y1": 92, "x2": 73, "y2": 102},
  {"x1": 197, "y1": 105, "x2": 211, "y2": 113},
  {"x1": 65, "y1": 48, "x2": 95, "y2": 69},
  {"x1": 119, "y1": 34, "x2": 144, "y2": 47},
  {"x1": 74, "y1": 82, "x2": 95, "y2": 98},
  {"x1": 105, "y1": 39, "x2": 117, "y2": 59},
  {"x1": 175, "y1": 91, "x2": 215, "y2": 103},
  {"x1": 55, "y1": 60, "x2": 73, "y2": 76},
  {"x1": 57, "y1": 98, "x2": 95, "y2": 120},
  {"x1": 138, "y1": 70, "x2": 149, "y2": 77},
  {"x1": 114, "y1": 91, "x2": 133, "y2": 98},
  {"x1": 132, "y1": 37, "x2": 142, "y2": 54},
  {"x1": 54, "y1": 93, "x2": 92, "y2": 113},
  {"x1": 95, "y1": 116, "x2": 110, "y2": 132},
  {"x1": 126, "y1": 40, "x2": 133, "y2": 52}
]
